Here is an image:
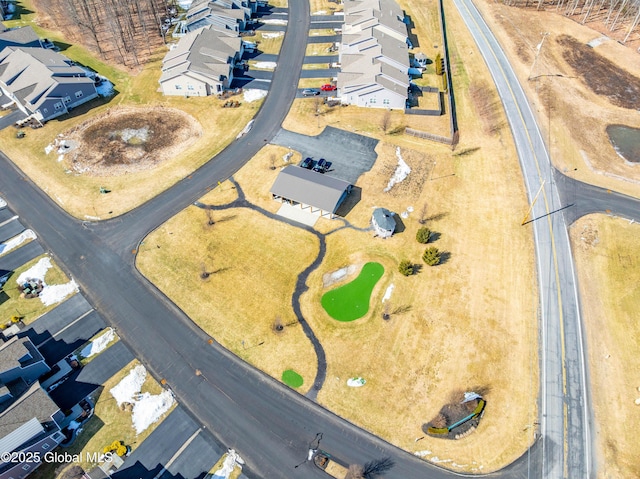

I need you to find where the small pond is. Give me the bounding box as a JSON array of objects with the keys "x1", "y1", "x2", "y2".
[{"x1": 606, "y1": 124, "x2": 640, "y2": 163}]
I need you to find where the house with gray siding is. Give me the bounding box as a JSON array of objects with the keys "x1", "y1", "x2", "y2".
[
  {"x1": 186, "y1": 0, "x2": 255, "y2": 33},
  {"x1": 338, "y1": 0, "x2": 410, "y2": 109},
  {"x1": 270, "y1": 166, "x2": 352, "y2": 219},
  {"x1": 0, "y1": 338, "x2": 65, "y2": 479},
  {"x1": 160, "y1": 25, "x2": 243, "y2": 96},
  {"x1": 0, "y1": 25, "x2": 42, "y2": 51},
  {"x1": 0, "y1": 46, "x2": 99, "y2": 121}
]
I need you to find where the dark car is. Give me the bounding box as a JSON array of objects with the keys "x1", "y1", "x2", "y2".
[
  {"x1": 300, "y1": 157, "x2": 314, "y2": 169},
  {"x1": 302, "y1": 88, "x2": 320, "y2": 96},
  {"x1": 312, "y1": 158, "x2": 326, "y2": 173},
  {"x1": 322, "y1": 160, "x2": 332, "y2": 172}
]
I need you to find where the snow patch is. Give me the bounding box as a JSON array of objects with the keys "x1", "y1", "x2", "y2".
[
  {"x1": 132, "y1": 390, "x2": 174, "y2": 434},
  {"x1": 381, "y1": 283, "x2": 394, "y2": 303},
  {"x1": 384, "y1": 147, "x2": 411, "y2": 192},
  {"x1": 587, "y1": 36, "x2": 609, "y2": 47},
  {"x1": 212, "y1": 449, "x2": 245, "y2": 479},
  {"x1": 312, "y1": 10, "x2": 326, "y2": 14},
  {"x1": 38, "y1": 279, "x2": 78, "y2": 306},
  {"x1": 0, "y1": 197, "x2": 5, "y2": 209},
  {"x1": 0, "y1": 229, "x2": 36, "y2": 256},
  {"x1": 17, "y1": 257, "x2": 52, "y2": 285},
  {"x1": 80, "y1": 328, "x2": 116, "y2": 359},
  {"x1": 236, "y1": 119, "x2": 254, "y2": 139},
  {"x1": 110, "y1": 364, "x2": 147, "y2": 406},
  {"x1": 262, "y1": 19, "x2": 287, "y2": 25},
  {"x1": 176, "y1": 0, "x2": 193, "y2": 7},
  {"x1": 261, "y1": 31, "x2": 284, "y2": 39},
  {"x1": 414, "y1": 450, "x2": 432, "y2": 457},
  {"x1": 243, "y1": 89, "x2": 268, "y2": 103},
  {"x1": 254, "y1": 61, "x2": 277, "y2": 69},
  {"x1": 347, "y1": 377, "x2": 366, "y2": 387}
]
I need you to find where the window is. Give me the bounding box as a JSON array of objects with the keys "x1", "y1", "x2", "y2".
[
  {"x1": 370, "y1": 98, "x2": 376, "y2": 104},
  {"x1": 42, "y1": 442, "x2": 51, "y2": 450},
  {"x1": 187, "y1": 84, "x2": 194, "y2": 91},
  {"x1": 383, "y1": 99, "x2": 390, "y2": 105},
  {"x1": 64, "y1": 96, "x2": 71, "y2": 103},
  {"x1": 75, "y1": 90, "x2": 83, "y2": 99},
  {"x1": 54, "y1": 102, "x2": 63, "y2": 110},
  {"x1": 175, "y1": 84, "x2": 183, "y2": 90}
]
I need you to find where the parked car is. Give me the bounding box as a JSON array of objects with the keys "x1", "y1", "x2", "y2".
[
  {"x1": 313, "y1": 158, "x2": 326, "y2": 173},
  {"x1": 300, "y1": 157, "x2": 314, "y2": 169},
  {"x1": 302, "y1": 88, "x2": 320, "y2": 96},
  {"x1": 322, "y1": 161, "x2": 332, "y2": 172},
  {"x1": 321, "y1": 84, "x2": 337, "y2": 91}
]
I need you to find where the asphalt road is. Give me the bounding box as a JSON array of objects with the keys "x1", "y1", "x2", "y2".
[{"x1": 452, "y1": 0, "x2": 597, "y2": 477}]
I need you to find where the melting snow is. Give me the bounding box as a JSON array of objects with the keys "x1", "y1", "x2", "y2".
[
  {"x1": 262, "y1": 19, "x2": 287, "y2": 25},
  {"x1": 254, "y1": 61, "x2": 277, "y2": 69},
  {"x1": 381, "y1": 283, "x2": 394, "y2": 303},
  {"x1": 96, "y1": 79, "x2": 115, "y2": 97},
  {"x1": 0, "y1": 197, "x2": 5, "y2": 208},
  {"x1": 384, "y1": 147, "x2": 411, "y2": 192},
  {"x1": 0, "y1": 229, "x2": 36, "y2": 256},
  {"x1": 132, "y1": 390, "x2": 174, "y2": 434},
  {"x1": 243, "y1": 89, "x2": 268, "y2": 102},
  {"x1": 110, "y1": 365, "x2": 175, "y2": 434},
  {"x1": 17, "y1": 257, "x2": 52, "y2": 284},
  {"x1": 80, "y1": 328, "x2": 116, "y2": 359},
  {"x1": 262, "y1": 31, "x2": 284, "y2": 39},
  {"x1": 212, "y1": 449, "x2": 245, "y2": 479},
  {"x1": 16, "y1": 256, "x2": 78, "y2": 306},
  {"x1": 176, "y1": 0, "x2": 193, "y2": 8}
]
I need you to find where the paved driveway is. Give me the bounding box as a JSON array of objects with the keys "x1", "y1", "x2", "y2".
[
  {"x1": 0, "y1": 108, "x2": 27, "y2": 130},
  {"x1": 271, "y1": 126, "x2": 379, "y2": 184}
]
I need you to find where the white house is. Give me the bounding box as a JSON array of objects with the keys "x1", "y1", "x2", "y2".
[{"x1": 159, "y1": 25, "x2": 243, "y2": 96}]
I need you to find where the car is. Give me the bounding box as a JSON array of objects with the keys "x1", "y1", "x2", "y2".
[
  {"x1": 312, "y1": 158, "x2": 326, "y2": 173},
  {"x1": 321, "y1": 84, "x2": 337, "y2": 91},
  {"x1": 302, "y1": 88, "x2": 320, "y2": 96},
  {"x1": 300, "y1": 157, "x2": 314, "y2": 169},
  {"x1": 322, "y1": 161, "x2": 332, "y2": 172}
]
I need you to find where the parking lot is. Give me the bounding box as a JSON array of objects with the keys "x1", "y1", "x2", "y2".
[{"x1": 270, "y1": 126, "x2": 379, "y2": 184}]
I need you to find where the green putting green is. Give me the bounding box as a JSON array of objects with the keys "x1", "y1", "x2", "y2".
[
  {"x1": 282, "y1": 369, "x2": 304, "y2": 388},
  {"x1": 321, "y1": 262, "x2": 385, "y2": 321}
]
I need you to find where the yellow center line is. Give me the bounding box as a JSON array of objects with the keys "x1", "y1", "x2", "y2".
[{"x1": 456, "y1": 0, "x2": 569, "y2": 471}]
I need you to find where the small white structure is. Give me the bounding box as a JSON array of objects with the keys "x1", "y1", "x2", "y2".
[{"x1": 371, "y1": 207, "x2": 396, "y2": 238}]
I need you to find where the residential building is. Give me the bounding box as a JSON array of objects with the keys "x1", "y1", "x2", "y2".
[
  {"x1": 159, "y1": 25, "x2": 243, "y2": 96},
  {"x1": 338, "y1": 0, "x2": 410, "y2": 109},
  {"x1": 186, "y1": 0, "x2": 255, "y2": 33},
  {"x1": 0, "y1": 25, "x2": 42, "y2": 52},
  {"x1": 371, "y1": 207, "x2": 396, "y2": 237},
  {"x1": 270, "y1": 165, "x2": 352, "y2": 219},
  {"x1": 0, "y1": 338, "x2": 65, "y2": 479},
  {"x1": 0, "y1": 46, "x2": 99, "y2": 121}
]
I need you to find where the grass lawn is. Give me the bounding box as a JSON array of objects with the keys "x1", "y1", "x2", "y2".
[
  {"x1": 136, "y1": 206, "x2": 319, "y2": 393},
  {"x1": 282, "y1": 369, "x2": 304, "y2": 388},
  {"x1": 321, "y1": 262, "x2": 384, "y2": 321},
  {"x1": 29, "y1": 359, "x2": 175, "y2": 479},
  {"x1": 0, "y1": 254, "x2": 73, "y2": 327},
  {"x1": 569, "y1": 215, "x2": 640, "y2": 479},
  {"x1": 0, "y1": 0, "x2": 262, "y2": 219},
  {"x1": 306, "y1": 43, "x2": 334, "y2": 55},
  {"x1": 242, "y1": 31, "x2": 285, "y2": 55}
]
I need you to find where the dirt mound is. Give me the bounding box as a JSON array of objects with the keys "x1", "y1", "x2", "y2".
[
  {"x1": 557, "y1": 35, "x2": 640, "y2": 110},
  {"x1": 64, "y1": 107, "x2": 202, "y2": 176}
]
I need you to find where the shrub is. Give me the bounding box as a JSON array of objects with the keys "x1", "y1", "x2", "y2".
[
  {"x1": 416, "y1": 227, "x2": 431, "y2": 244},
  {"x1": 398, "y1": 259, "x2": 413, "y2": 276},
  {"x1": 422, "y1": 247, "x2": 441, "y2": 266}
]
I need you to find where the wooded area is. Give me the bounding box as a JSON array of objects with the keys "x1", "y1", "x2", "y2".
[
  {"x1": 33, "y1": 0, "x2": 169, "y2": 68},
  {"x1": 503, "y1": 0, "x2": 640, "y2": 45}
]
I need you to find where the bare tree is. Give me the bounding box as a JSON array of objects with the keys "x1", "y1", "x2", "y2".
[
  {"x1": 362, "y1": 457, "x2": 395, "y2": 477},
  {"x1": 200, "y1": 263, "x2": 211, "y2": 280},
  {"x1": 205, "y1": 209, "x2": 215, "y2": 226},
  {"x1": 345, "y1": 464, "x2": 364, "y2": 479},
  {"x1": 272, "y1": 316, "x2": 284, "y2": 333},
  {"x1": 380, "y1": 109, "x2": 392, "y2": 133},
  {"x1": 269, "y1": 153, "x2": 277, "y2": 170},
  {"x1": 418, "y1": 202, "x2": 428, "y2": 225}
]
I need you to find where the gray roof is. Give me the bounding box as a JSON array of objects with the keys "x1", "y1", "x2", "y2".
[
  {"x1": 0, "y1": 337, "x2": 43, "y2": 374},
  {"x1": 160, "y1": 25, "x2": 240, "y2": 84},
  {"x1": 0, "y1": 26, "x2": 41, "y2": 51},
  {"x1": 0, "y1": 382, "x2": 60, "y2": 440},
  {"x1": 0, "y1": 46, "x2": 96, "y2": 113},
  {"x1": 372, "y1": 207, "x2": 396, "y2": 232},
  {"x1": 270, "y1": 166, "x2": 351, "y2": 213}
]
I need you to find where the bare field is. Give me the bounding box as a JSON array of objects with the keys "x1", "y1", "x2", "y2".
[
  {"x1": 473, "y1": 0, "x2": 640, "y2": 197},
  {"x1": 137, "y1": 207, "x2": 319, "y2": 393},
  {"x1": 569, "y1": 215, "x2": 640, "y2": 479}
]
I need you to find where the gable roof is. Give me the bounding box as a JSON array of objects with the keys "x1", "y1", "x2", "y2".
[
  {"x1": 160, "y1": 25, "x2": 240, "y2": 84},
  {"x1": 0, "y1": 46, "x2": 96, "y2": 113},
  {"x1": 0, "y1": 337, "x2": 43, "y2": 374},
  {"x1": 270, "y1": 166, "x2": 352, "y2": 214},
  {"x1": 0, "y1": 26, "x2": 41, "y2": 51},
  {"x1": 0, "y1": 382, "x2": 60, "y2": 440}
]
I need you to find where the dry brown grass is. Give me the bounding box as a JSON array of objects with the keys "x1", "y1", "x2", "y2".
[
  {"x1": 569, "y1": 215, "x2": 640, "y2": 479},
  {"x1": 29, "y1": 359, "x2": 175, "y2": 479},
  {"x1": 136, "y1": 206, "x2": 319, "y2": 393},
  {"x1": 473, "y1": 0, "x2": 640, "y2": 198},
  {"x1": 0, "y1": 52, "x2": 260, "y2": 219}
]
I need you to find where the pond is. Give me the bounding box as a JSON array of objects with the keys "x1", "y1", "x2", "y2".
[{"x1": 607, "y1": 124, "x2": 640, "y2": 163}]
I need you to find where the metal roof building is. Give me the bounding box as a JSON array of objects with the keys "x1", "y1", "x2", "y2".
[{"x1": 270, "y1": 166, "x2": 352, "y2": 219}]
